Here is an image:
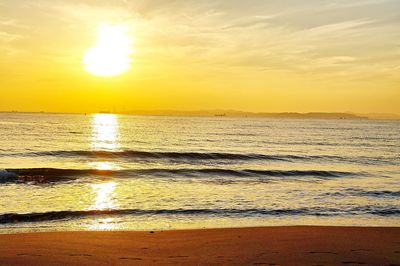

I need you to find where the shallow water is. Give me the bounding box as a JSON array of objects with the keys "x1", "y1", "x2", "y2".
[{"x1": 0, "y1": 113, "x2": 399, "y2": 232}]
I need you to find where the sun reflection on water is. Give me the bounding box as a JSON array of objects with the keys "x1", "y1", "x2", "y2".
[
  {"x1": 88, "y1": 217, "x2": 119, "y2": 231},
  {"x1": 88, "y1": 181, "x2": 118, "y2": 230},
  {"x1": 89, "y1": 161, "x2": 120, "y2": 170},
  {"x1": 90, "y1": 182, "x2": 117, "y2": 210},
  {"x1": 91, "y1": 113, "x2": 119, "y2": 151},
  {"x1": 88, "y1": 114, "x2": 121, "y2": 230}
]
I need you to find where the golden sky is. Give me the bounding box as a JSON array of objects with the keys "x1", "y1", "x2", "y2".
[{"x1": 0, "y1": 0, "x2": 399, "y2": 114}]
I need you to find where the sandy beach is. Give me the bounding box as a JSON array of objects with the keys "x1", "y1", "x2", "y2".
[{"x1": 0, "y1": 226, "x2": 399, "y2": 265}]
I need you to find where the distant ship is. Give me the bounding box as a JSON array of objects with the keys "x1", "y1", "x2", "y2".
[{"x1": 214, "y1": 113, "x2": 226, "y2": 117}]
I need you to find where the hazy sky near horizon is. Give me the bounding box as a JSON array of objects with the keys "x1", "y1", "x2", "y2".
[{"x1": 1, "y1": 0, "x2": 399, "y2": 113}]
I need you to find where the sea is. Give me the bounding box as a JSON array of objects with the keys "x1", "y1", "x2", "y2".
[{"x1": 0, "y1": 112, "x2": 399, "y2": 233}]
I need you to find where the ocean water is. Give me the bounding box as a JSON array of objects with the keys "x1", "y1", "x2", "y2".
[{"x1": 0, "y1": 113, "x2": 399, "y2": 233}]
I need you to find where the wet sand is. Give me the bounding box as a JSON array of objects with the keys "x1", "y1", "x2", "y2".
[{"x1": 0, "y1": 226, "x2": 399, "y2": 265}]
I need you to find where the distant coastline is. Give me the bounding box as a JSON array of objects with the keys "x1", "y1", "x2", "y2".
[
  {"x1": 124, "y1": 110, "x2": 370, "y2": 120},
  {"x1": 1, "y1": 110, "x2": 400, "y2": 120}
]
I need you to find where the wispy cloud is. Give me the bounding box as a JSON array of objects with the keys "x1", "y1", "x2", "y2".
[
  {"x1": 1, "y1": 0, "x2": 399, "y2": 81},
  {"x1": 0, "y1": 31, "x2": 22, "y2": 42}
]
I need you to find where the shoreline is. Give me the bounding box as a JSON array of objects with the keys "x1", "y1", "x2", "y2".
[
  {"x1": 0, "y1": 226, "x2": 399, "y2": 265},
  {"x1": 1, "y1": 224, "x2": 399, "y2": 234}
]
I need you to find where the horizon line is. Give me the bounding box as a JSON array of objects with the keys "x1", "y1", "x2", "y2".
[{"x1": 1, "y1": 110, "x2": 399, "y2": 119}]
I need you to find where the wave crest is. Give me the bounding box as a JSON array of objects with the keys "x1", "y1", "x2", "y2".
[
  {"x1": 1, "y1": 206, "x2": 398, "y2": 224},
  {"x1": 3, "y1": 168, "x2": 359, "y2": 184},
  {"x1": 4, "y1": 150, "x2": 397, "y2": 166}
]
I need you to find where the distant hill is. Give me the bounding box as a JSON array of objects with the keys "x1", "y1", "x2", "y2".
[
  {"x1": 364, "y1": 113, "x2": 400, "y2": 120},
  {"x1": 124, "y1": 110, "x2": 371, "y2": 120}
]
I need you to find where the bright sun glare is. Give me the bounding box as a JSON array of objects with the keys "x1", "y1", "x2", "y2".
[{"x1": 84, "y1": 24, "x2": 133, "y2": 77}]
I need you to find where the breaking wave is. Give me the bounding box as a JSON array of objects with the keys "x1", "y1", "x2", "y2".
[
  {"x1": 1, "y1": 206, "x2": 399, "y2": 224},
  {"x1": 3, "y1": 150, "x2": 397, "y2": 165},
  {"x1": 1, "y1": 168, "x2": 360, "y2": 184}
]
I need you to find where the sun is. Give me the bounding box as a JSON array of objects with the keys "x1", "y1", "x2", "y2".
[{"x1": 84, "y1": 24, "x2": 133, "y2": 77}]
